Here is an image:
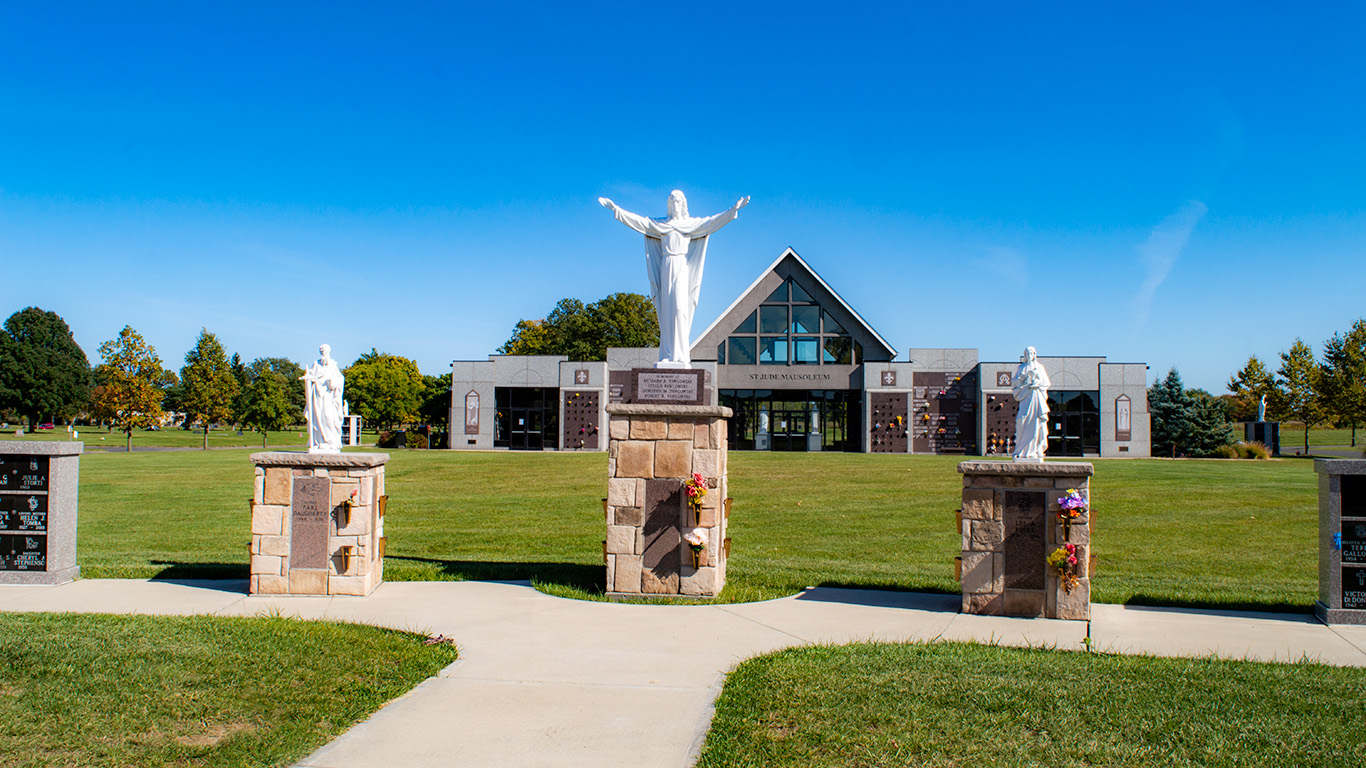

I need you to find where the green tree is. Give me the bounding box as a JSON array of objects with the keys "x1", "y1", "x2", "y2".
[
  {"x1": 1277, "y1": 338, "x2": 1325, "y2": 455},
  {"x1": 498, "y1": 292, "x2": 659, "y2": 361},
  {"x1": 180, "y1": 329, "x2": 240, "y2": 450},
  {"x1": 1226, "y1": 355, "x2": 1281, "y2": 423},
  {"x1": 239, "y1": 369, "x2": 294, "y2": 447},
  {"x1": 0, "y1": 307, "x2": 93, "y2": 428},
  {"x1": 1148, "y1": 368, "x2": 1232, "y2": 457},
  {"x1": 1321, "y1": 319, "x2": 1366, "y2": 447},
  {"x1": 419, "y1": 373, "x2": 452, "y2": 432},
  {"x1": 344, "y1": 350, "x2": 424, "y2": 430},
  {"x1": 92, "y1": 326, "x2": 166, "y2": 451},
  {"x1": 246, "y1": 357, "x2": 306, "y2": 424}
]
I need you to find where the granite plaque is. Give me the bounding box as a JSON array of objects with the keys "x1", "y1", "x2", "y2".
[
  {"x1": 1342, "y1": 521, "x2": 1366, "y2": 566},
  {"x1": 635, "y1": 370, "x2": 704, "y2": 405},
  {"x1": 290, "y1": 476, "x2": 331, "y2": 570},
  {"x1": 0, "y1": 495, "x2": 48, "y2": 532},
  {"x1": 1343, "y1": 475, "x2": 1365, "y2": 517},
  {"x1": 1344, "y1": 567, "x2": 1366, "y2": 610},
  {"x1": 642, "y1": 479, "x2": 684, "y2": 573},
  {"x1": 0, "y1": 533, "x2": 46, "y2": 570},
  {"x1": 1002, "y1": 491, "x2": 1045, "y2": 590},
  {"x1": 0, "y1": 456, "x2": 48, "y2": 492}
]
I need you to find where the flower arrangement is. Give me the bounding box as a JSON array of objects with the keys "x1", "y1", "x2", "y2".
[
  {"x1": 1057, "y1": 488, "x2": 1087, "y2": 541},
  {"x1": 684, "y1": 527, "x2": 708, "y2": 568},
  {"x1": 344, "y1": 489, "x2": 360, "y2": 508},
  {"x1": 1046, "y1": 543, "x2": 1081, "y2": 593},
  {"x1": 685, "y1": 472, "x2": 708, "y2": 518}
]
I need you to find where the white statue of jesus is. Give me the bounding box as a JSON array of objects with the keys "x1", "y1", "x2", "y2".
[
  {"x1": 599, "y1": 190, "x2": 749, "y2": 367},
  {"x1": 301, "y1": 344, "x2": 345, "y2": 454},
  {"x1": 1011, "y1": 346, "x2": 1051, "y2": 461}
]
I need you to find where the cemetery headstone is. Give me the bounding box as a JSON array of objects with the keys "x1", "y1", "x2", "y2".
[
  {"x1": 1315, "y1": 459, "x2": 1366, "y2": 624},
  {"x1": 0, "y1": 441, "x2": 81, "y2": 584}
]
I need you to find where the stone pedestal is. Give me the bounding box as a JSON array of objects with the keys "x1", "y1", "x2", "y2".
[
  {"x1": 249, "y1": 452, "x2": 388, "y2": 596},
  {"x1": 957, "y1": 460, "x2": 1094, "y2": 620},
  {"x1": 605, "y1": 404, "x2": 730, "y2": 597},
  {"x1": 1315, "y1": 459, "x2": 1366, "y2": 625},
  {"x1": 0, "y1": 441, "x2": 81, "y2": 585}
]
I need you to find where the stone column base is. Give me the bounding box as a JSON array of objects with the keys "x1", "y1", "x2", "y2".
[{"x1": 249, "y1": 451, "x2": 389, "y2": 596}]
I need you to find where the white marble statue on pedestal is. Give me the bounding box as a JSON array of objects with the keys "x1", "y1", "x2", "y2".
[
  {"x1": 599, "y1": 190, "x2": 749, "y2": 367},
  {"x1": 1011, "y1": 346, "x2": 1051, "y2": 460},
  {"x1": 301, "y1": 343, "x2": 345, "y2": 454}
]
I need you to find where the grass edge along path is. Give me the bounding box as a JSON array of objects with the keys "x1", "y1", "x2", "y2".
[
  {"x1": 696, "y1": 641, "x2": 1366, "y2": 768},
  {"x1": 0, "y1": 612, "x2": 458, "y2": 768}
]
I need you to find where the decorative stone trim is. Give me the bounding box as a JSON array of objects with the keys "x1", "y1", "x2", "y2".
[
  {"x1": 957, "y1": 460, "x2": 1093, "y2": 620},
  {"x1": 249, "y1": 452, "x2": 389, "y2": 596},
  {"x1": 606, "y1": 405, "x2": 729, "y2": 597}
]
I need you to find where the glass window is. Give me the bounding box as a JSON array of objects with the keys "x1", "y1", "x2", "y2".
[
  {"x1": 734, "y1": 310, "x2": 756, "y2": 334},
  {"x1": 853, "y1": 340, "x2": 863, "y2": 365},
  {"x1": 764, "y1": 282, "x2": 788, "y2": 303},
  {"x1": 760, "y1": 305, "x2": 788, "y2": 334},
  {"x1": 791, "y1": 306, "x2": 819, "y2": 334},
  {"x1": 717, "y1": 342, "x2": 726, "y2": 365},
  {"x1": 759, "y1": 337, "x2": 787, "y2": 364},
  {"x1": 793, "y1": 337, "x2": 819, "y2": 364},
  {"x1": 823, "y1": 311, "x2": 844, "y2": 335},
  {"x1": 728, "y1": 337, "x2": 756, "y2": 365},
  {"x1": 823, "y1": 337, "x2": 852, "y2": 364},
  {"x1": 790, "y1": 281, "x2": 814, "y2": 303}
]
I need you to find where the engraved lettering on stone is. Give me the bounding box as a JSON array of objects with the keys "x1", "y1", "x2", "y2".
[
  {"x1": 290, "y1": 476, "x2": 331, "y2": 570},
  {"x1": 1002, "y1": 491, "x2": 1045, "y2": 590},
  {"x1": 0, "y1": 495, "x2": 47, "y2": 532},
  {"x1": 638, "y1": 372, "x2": 699, "y2": 402}
]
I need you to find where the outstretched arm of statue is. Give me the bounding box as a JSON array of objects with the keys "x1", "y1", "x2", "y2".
[
  {"x1": 598, "y1": 197, "x2": 616, "y2": 211},
  {"x1": 689, "y1": 196, "x2": 749, "y2": 237},
  {"x1": 602, "y1": 198, "x2": 664, "y2": 236},
  {"x1": 734, "y1": 196, "x2": 750, "y2": 211}
]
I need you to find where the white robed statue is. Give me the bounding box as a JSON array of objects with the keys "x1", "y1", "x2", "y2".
[
  {"x1": 1011, "y1": 346, "x2": 1051, "y2": 460},
  {"x1": 599, "y1": 190, "x2": 749, "y2": 367},
  {"x1": 301, "y1": 344, "x2": 345, "y2": 454}
]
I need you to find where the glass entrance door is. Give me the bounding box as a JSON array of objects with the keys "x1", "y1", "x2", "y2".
[
  {"x1": 509, "y1": 408, "x2": 543, "y2": 450},
  {"x1": 770, "y1": 409, "x2": 809, "y2": 452}
]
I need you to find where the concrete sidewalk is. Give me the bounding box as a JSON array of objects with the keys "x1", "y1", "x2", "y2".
[{"x1": 3, "y1": 579, "x2": 1365, "y2": 767}]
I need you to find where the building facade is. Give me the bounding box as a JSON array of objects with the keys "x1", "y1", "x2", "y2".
[{"x1": 450, "y1": 248, "x2": 1150, "y2": 457}]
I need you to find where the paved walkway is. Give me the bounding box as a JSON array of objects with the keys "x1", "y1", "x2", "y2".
[{"x1": 3, "y1": 579, "x2": 1365, "y2": 767}]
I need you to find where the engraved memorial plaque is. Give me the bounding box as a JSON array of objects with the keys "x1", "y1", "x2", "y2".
[
  {"x1": 0, "y1": 456, "x2": 48, "y2": 492},
  {"x1": 0, "y1": 533, "x2": 46, "y2": 571},
  {"x1": 1002, "y1": 491, "x2": 1045, "y2": 589},
  {"x1": 0, "y1": 495, "x2": 48, "y2": 532},
  {"x1": 1115, "y1": 394, "x2": 1132, "y2": 441},
  {"x1": 290, "y1": 476, "x2": 331, "y2": 570},
  {"x1": 634, "y1": 369, "x2": 705, "y2": 405},
  {"x1": 464, "y1": 390, "x2": 480, "y2": 435},
  {"x1": 1344, "y1": 566, "x2": 1366, "y2": 610},
  {"x1": 1342, "y1": 522, "x2": 1366, "y2": 566}
]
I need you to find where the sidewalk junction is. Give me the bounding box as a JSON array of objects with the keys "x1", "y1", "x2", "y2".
[{"x1": 3, "y1": 579, "x2": 1364, "y2": 767}]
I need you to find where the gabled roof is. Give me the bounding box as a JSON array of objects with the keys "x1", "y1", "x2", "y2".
[{"x1": 692, "y1": 247, "x2": 898, "y2": 359}]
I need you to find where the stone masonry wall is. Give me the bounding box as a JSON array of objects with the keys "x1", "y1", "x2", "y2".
[
  {"x1": 958, "y1": 460, "x2": 1093, "y2": 620},
  {"x1": 250, "y1": 452, "x2": 389, "y2": 596},
  {"x1": 605, "y1": 404, "x2": 731, "y2": 597}
]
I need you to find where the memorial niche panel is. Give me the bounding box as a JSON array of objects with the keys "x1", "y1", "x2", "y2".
[
  {"x1": 289, "y1": 476, "x2": 331, "y2": 570},
  {"x1": 911, "y1": 371, "x2": 977, "y2": 454},
  {"x1": 0, "y1": 456, "x2": 48, "y2": 492},
  {"x1": 1342, "y1": 521, "x2": 1366, "y2": 566},
  {"x1": 0, "y1": 495, "x2": 48, "y2": 531},
  {"x1": 1002, "y1": 491, "x2": 1045, "y2": 590},
  {"x1": 869, "y1": 392, "x2": 907, "y2": 453},
  {"x1": 1343, "y1": 475, "x2": 1366, "y2": 517},
  {"x1": 984, "y1": 393, "x2": 1018, "y2": 456},
  {"x1": 0, "y1": 533, "x2": 46, "y2": 570},
  {"x1": 562, "y1": 390, "x2": 601, "y2": 450},
  {"x1": 1344, "y1": 566, "x2": 1366, "y2": 610}
]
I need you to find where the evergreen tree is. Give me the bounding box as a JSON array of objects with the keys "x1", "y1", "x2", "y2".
[
  {"x1": 1226, "y1": 355, "x2": 1282, "y2": 422},
  {"x1": 0, "y1": 307, "x2": 93, "y2": 428},
  {"x1": 1277, "y1": 338, "x2": 1325, "y2": 455},
  {"x1": 1148, "y1": 367, "x2": 1232, "y2": 457},
  {"x1": 180, "y1": 329, "x2": 240, "y2": 450},
  {"x1": 1321, "y1": 319, "x2": 1366, "y2": 447}
]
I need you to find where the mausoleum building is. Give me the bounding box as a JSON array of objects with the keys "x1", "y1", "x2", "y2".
[{"x1": 449, "y1": 248, "x2": 1150, "y2": 457}]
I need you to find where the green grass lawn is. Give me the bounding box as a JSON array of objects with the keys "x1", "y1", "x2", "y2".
[
  {"x1": 696, "y1": 642, "x2": 1366, "y2": 768},
  {"x1": 74, "y1": 450, "x2": 1320, "y2": 610},
  {"x1": 0, "y1": 612, "x2": 458, "y2": 768},
  {"x1": 0, "y1": 424, "x2": 312, "y2": 450},
  {"x1": 1276, "y1": 424, "x2": 1363, "y2": 452}
]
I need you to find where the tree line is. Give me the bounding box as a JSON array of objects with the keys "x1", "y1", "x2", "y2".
[{"x1": 0, "y1": 307, "x2": 451, "y2": 450}]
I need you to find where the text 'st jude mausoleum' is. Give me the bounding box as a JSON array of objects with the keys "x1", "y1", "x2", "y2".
[{"x1": 450, "y1": 249, "x2": 1150, "y2": 457}]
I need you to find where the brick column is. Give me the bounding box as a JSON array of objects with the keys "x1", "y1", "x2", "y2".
[
  {"x1": 957, "y1": 460, "x2": 1093, "y2": 620},
  {"x1": 249, "y1": 452, "x2": 389, "y2": 596},
  {"x1": 605, "y1": 404, "x2": 731, "y2": 597}
]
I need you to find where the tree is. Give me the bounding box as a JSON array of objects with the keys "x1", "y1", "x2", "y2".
[
  {"x1": 239, "y1": 369, "x2": 294, "y2": 447},
  {"x1": 498, "y1": 292, "x2": 660, "y2": 361},
  {"x1": 246, "y1": 357, "x2": 306, "y2": 423},
  {"x1": 344, "y1": 350, "x2": 425, "y2": 430},
  {"x1": 180, "y1": 329, "x2": 240, "y2": 450},
  {"x1": 420, "y1": 373, "x2": 452, "y2": 431},
  {"x1": 0, "y1": 307, "x2": 93, "y2": 428},
  {"x1": 1321, "y1": 319, "x2": 1366, "y2": 447},
  {"x1": 1148, "y1": 367, "x2": 1232, "y2": 457},
  {"x1": 1277, "y1": 338, "x2": 1325, "y2": 455},
  {"x1": 92, "y1": 326, "x2": 166, "y2": 451},
  {"x1": 1226, "y1": 355, "x2": 1281, "y2": 423}
]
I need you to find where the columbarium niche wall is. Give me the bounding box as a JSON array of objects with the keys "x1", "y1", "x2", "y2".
[
  {"x1": 1316, "y1": 459, "x2": 1366, "y2": 625},
  {"x1": 249, "y1": 452, "x2": 388, "y2": 596},
  {"x1": 957, "y1": 460, "x2": 1093, "y2": 620},
  {"x1": 605, "y1": 403, "x2": 730, "y2": 597},
  {"x1": 0, "y1": 441, "x2": 82, "y2": 585}
]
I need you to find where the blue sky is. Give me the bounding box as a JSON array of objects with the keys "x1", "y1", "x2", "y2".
[{"x1": 1, "y1": 3, "x2": 1362, "y2": 391}]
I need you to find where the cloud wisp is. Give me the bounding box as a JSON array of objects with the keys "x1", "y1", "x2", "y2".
[{"x1": 1132, "y1": 200, "x2": 1208, "y2": 324}]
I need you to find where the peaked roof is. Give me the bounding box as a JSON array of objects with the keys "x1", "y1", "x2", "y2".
[{"x1": 692, "y1": 247, "x2": 898, "y2": 358}]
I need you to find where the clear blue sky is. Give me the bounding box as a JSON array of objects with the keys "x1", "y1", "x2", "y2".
[{"x1": 2, "y1": 3, "x2": 1362, "y2": 391}]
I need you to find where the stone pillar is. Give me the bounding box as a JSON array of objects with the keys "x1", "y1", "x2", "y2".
[
  {"x1": 605, "y1": 404, "x2": 731, "y2": 597},
  {"x1": 1315, "y1": 459, "x2": 1366, "y2": 625},
  {"x1": 249, "y1": 452, "x2": 389, "y2": 596},
  {"x1": 0, "y1": 441, "x2": 81, "y2": 585},
  {"x1": 957, "y1": 460, "x2": 1094, "y2": 620}
]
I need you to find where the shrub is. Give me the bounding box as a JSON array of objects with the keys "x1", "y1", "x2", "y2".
[
  {"x1": 1241, "y1": 441, "x2": 1272, "y2": 460},
  {"x1": 376, "y1": 430, "x2": 397, "y2": 448},
  {"x1": 406, "y1": 431, "x2": 428, "y2": 449},
  {"x1": 1212, "y1": 444, "x2": 1239, "y2": 459}
]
